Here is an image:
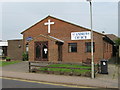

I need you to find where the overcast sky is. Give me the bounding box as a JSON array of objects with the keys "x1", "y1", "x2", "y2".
[{"x1": 0, "y1": 0, "x2": 119, "y2": 41}]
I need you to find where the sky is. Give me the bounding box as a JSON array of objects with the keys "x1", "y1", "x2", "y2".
[{"x1": 0, "y1": 0, "x2": 119, "y2": 41}]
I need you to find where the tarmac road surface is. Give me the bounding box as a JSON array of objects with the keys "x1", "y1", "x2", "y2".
[{"x1": 1, "y1": 77, "x2": 118, "y2": 90}]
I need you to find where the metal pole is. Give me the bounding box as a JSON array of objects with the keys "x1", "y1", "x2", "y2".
[
  {"x1": 89, "y1": 1, "x2": 94, "y2": 79},
  {"x1": 29, "y1": 62, "x2": 31, "y2": 72}
]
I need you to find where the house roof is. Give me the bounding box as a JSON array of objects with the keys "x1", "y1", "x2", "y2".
[
  {"x1": 106, "y1": 34, "x2": 119, "y2": 41},
  {"x1": 103, "y1": 36, "x2": 115, "y2": 45},
  {"x1": 21, "y1": 15, "x2": 105, "y2": 36},
  {"x1": 7, "y1": 39, "x2": 23, "y2": 41}
]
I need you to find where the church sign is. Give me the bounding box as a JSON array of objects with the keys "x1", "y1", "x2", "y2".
[
  {"x1": 71, "y1": 31, "x2": 91, "y2": 40},
  {"x1": 26, "y1": 37, "x2": 33, "y2": 41}
]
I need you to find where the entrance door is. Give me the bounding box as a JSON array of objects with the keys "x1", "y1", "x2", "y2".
[
  {"x1": 35, "y1": 41, "x2": 48, "y2": 61},
  {"x1": 58, "y1": 45, "x2": 62, "y2": 61},
  {"x1": 56, "y1": 41, "x2": 63, "y2": 62}
]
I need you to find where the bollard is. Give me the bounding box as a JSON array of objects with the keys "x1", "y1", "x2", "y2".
[{"x1": 29, "y1": 62, "x2": 31, "y2": 72}]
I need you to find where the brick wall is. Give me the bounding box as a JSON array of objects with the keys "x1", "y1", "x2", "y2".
[
  {"x1": 7, "y1": 39, "x2": 23, "y2": 60},
  {"x1": 103, "y1": 40, "x2": 113, "y2": 60},
  {"x1": 22, "y1": 16, "x2": 113, "y2": 64}
]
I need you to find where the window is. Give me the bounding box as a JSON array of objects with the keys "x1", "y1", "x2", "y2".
[
  {"x1": 85, "y1": 42, "x2": 95, "y2": 52},
  {"x1": 68, "y1": 43, "x2": 77, "y2": 52},
  {"x1": 42, "y1": 45, "x2": 48, "y2": 59},
  {"x1": 36, "y1": 45, "x2": 41, "y2": 58}
]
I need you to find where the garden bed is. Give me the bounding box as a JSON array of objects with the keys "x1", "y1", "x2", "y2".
[{"x1": 31, "y1": 64, "x2": 91, "y2": 77}]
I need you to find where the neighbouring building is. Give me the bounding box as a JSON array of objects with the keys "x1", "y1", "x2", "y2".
[
  {"x1": 106, "y1": 34, "x2": 118, "y2": 41},
  {"x1": 21, "y1": 15, "x2": 114, "y2": 64},
  {"x1": 7, "y1": 39, "x2": 23, "y2": 60},
  {"x1": 106, "y1": 34, "x2": 119, "y2": 57},
  {"x1": 0, "y1": 41, "x2": 8, "y2": 59}
]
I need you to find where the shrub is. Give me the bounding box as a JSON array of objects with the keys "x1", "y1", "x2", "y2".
[
  {"x1": 6, "y1": 57, "x2": 11, "y2": 61},
  {"x1": 6, "y1": 57, "x2": 11, "y2": 60},
  {"x1": 22, "y1": 52, "x2": 28, "y2": 61}
]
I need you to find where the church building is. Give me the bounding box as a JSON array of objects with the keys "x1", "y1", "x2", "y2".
[{"x1": 21, "y1": 16, "x2": 114, "y2": 64}]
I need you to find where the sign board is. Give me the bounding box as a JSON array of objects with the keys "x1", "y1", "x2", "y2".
[
  {"x1": 0, "y1": 42, "x2": 8, "y2": 46},
  {"x1": 71, "y1": 31, "x2": 91, "y2": 40},
  {"x1": 26, "y1": 37, "x2": 33, "y2": 41}
]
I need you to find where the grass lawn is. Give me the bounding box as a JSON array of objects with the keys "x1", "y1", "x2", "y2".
[
  {"x1": 0, "y1": 61, "x2": 21, "y2": 67},
  {"x1": 48, "y1": 64, "x2": 91, "y2": 69},
  {"x1": 39, "y1": 64, "x2": 91, "y2": 74}
]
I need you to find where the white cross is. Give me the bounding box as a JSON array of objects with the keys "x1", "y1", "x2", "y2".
[{"x1": 44, "y1": 19, "x2": 55, "y2": 33}]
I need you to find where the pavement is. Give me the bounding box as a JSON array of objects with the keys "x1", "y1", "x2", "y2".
[
  {"x1": 1, "y1": 61, "x2": 29, "y2": 73},
  {"x1": 0, "y1": 61, "x2": 119, "y2": 89}
]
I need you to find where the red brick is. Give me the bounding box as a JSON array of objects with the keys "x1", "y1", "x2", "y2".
[{"x1": 21, "y1": 16, "x2": 113, "y2": 64}]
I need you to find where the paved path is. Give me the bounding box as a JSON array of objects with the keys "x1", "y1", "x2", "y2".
[
  {"x1": 97, "y1": 64, "x2": 118, "y2": 79},
  {"x1": 2, "y1": 61, "x2": 29, "y2": 73},
  {"x1": 1, "y1": 61, "x2": 119, "y2": 89}
]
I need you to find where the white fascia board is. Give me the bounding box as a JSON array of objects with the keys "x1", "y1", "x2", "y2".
[
  {"x1": 48, "y1": 36, "x2": 64, "y2": 43},
  {"x1": 0, "y1": 42, "x2": 8, "y2": 46}
]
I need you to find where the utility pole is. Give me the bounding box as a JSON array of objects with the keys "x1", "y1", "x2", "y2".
[{"x1": 86, "y1": 0, "x2": 95, "y2": 79}]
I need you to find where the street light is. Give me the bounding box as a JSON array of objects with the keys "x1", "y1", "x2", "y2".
[{"x1": 86, "y1": 0, "x2": 95, "y2": 79}]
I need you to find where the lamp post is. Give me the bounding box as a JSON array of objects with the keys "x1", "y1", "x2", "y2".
[{"x1": 86, "y1": 0, "x2": 95, "y2": 79}]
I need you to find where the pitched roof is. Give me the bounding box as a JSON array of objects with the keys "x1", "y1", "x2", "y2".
[
  {"x1": 106, "y1": 34, "x2": 119, "y2": 41},
  {"x1": 103, "y1": 36, "x2": 114, "y2": 44},
  {"x1": 48, "y1": 35, "x2": 64, "y2": 42},
  {"x1": 29, "y1": 34, "x2": 64, "y2": 43},
  {"x1": 21, "y1": 15, "x2": 105, "y2": 36}
]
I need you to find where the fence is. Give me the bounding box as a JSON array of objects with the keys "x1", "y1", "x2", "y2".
[{"x1": 28, "y1": 61, "x2": 91, "y2": 73}]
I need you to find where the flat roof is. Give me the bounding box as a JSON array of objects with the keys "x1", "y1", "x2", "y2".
[{"x1": 0, "y1": 41, "x2": 8, "y2": 46}]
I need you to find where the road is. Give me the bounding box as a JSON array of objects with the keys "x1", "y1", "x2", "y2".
[
  {"x1": 2, "y1": 78, "x2": 71, "y2": 88},
  {"x1": 1, "y1": 77, "x2": 118, "y2": 90}
]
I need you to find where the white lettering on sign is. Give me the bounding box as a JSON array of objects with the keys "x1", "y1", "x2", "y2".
[{"x1": 71, "y1": 31, "x2": 91, "y2": 40}]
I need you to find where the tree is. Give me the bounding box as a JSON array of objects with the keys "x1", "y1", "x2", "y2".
[
  {"x1": 114, "y1": 38, "x2": 120, "y2": 64},
  {"x1": 114, "y1": 38, "x2": 120, "y2": 46}
]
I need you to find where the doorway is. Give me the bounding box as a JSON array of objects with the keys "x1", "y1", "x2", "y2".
[
  {"x1": 56, "y1": 41, "x2": 63, "y2": 61},
  {"x1": 35, "y1": 41, "x2": 48, "y2": 61}
]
